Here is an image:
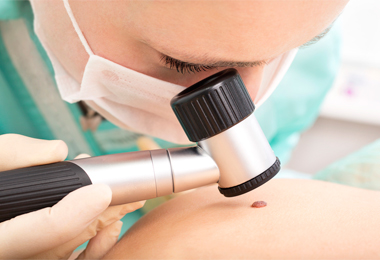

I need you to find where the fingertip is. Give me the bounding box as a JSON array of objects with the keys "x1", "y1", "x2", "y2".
[
  {"x1": 49, "y1": 140, "x2": 68, "y2": 161},
  {"x1": 114, "y1": 220, "x2": 123, "y2": 236},
  {"x1": 119, "y1": 201, "x2": 146, "y2": 216},
  {"x1": 75, "y1": 184, "x2": 113, "y2": 212},
  {"x1": 75, "y1": 153, "x2": 91, "y2": 159},
  {"x1": 0, "y1": 135, "x2": 68, "y2": 171},
  {"x1": 91, "y1": 184, "x2": 113, "y2": 208},
  {"x1": 102, "y1": 220, "x2": 123, "y2": 240},
  {"x1": 114, "y1": 220, "x2": 123, "y2": 233}
]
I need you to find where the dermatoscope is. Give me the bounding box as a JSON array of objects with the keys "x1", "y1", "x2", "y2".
[{"x1": 0, "y1": 69, "x2": 280, "y2": 222}]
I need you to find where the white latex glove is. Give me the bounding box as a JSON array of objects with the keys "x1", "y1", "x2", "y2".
[{"x1": 0, "y1": 134, "x2": 144, "y2": 259}]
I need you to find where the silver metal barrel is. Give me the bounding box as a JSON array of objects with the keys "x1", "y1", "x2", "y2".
[
  {"x1": 199, "y1": 113, "x2": 276, "y2": 188},
  {"x1": 72, "y1": 146, "x2": 219, "y2": 205}
]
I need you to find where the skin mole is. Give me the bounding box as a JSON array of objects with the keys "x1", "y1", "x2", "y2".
[{"x1": 251, "y1": 201, "x2": 267, "y2": 208}]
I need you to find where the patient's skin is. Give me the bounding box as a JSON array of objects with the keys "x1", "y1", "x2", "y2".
[{"x1": 104, "y1": 179, "x2": 380, "y2": 259}]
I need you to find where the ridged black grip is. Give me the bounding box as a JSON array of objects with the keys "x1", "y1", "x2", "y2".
[
  {"x1": 171, "y1": 69, "x2": 255, "y2": 142},
  {"x1": 0, "y1": 162, "x2": 91, "y2": 222},
  {"x1": 218, "y1": 157, "x2": 281, "y2": 197}
]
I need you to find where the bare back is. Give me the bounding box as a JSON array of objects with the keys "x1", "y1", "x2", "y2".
[{"x1": 105, "y1": 179, "x2": 380, "y2": 259}]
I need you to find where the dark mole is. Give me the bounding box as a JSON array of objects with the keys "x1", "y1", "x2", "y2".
[{"x1": 251, "y1": 201, "x2": 267, "y2": 208}]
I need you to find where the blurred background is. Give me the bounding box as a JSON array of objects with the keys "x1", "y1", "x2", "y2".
[{"x1": 284, "y1": 0, "x2": 380, "y2": 174}]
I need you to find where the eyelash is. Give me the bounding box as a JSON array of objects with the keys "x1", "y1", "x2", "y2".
[
  {"x1": 160, "y1": 55, "x2": 216, "y2": 74},
  {"x1": 300, "y1": 25, "x2": 332, "y2": 48}
]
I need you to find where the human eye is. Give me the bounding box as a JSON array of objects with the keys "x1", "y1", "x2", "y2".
[{"x1": 160, "y1": 54, "x2": 216, "y2": 74}]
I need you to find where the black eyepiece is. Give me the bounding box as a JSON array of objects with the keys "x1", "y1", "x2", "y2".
[{"x1": 171, "y1": 69, "x2": 255, "y2": 142}]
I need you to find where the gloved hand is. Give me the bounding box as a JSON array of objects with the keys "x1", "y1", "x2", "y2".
[{"x1": 0, "y1": 134, "x2": 144, "y2": 259}]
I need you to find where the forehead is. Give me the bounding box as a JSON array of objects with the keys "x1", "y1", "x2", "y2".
[{"x1": 116, "y1": 0, "x2": 346, "y2": 63}]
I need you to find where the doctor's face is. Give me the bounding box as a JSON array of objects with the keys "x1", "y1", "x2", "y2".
[{"x1": 33, "y1": 0, "x2": 348, "y2": 99}]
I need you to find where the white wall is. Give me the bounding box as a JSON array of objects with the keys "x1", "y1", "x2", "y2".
[
  {"x1": 320, "y1": 0, "x2": 380, "y2": 126},
  {"x1": 340, "y1": 0, "x2": 380, "y2": 67},
  {"x1": 286, "y1": 0, "x2": 380, "y2": 173}
]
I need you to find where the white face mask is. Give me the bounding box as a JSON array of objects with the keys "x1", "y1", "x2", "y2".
[{"x1": 32, "y1": 0, "x2": 297, "y2": 144}]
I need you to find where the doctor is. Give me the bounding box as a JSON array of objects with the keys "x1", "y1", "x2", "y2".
[{"x1": 0, "y1": 0, "x2": 348, "y2": 259}]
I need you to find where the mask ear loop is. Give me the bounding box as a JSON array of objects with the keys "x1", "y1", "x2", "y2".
[
  {"x1": 255, "y1": 48, "x2": 298, "y2": 107},
  {"x1": 62, "y1": 0, "x2": 95, "y2": 56}
]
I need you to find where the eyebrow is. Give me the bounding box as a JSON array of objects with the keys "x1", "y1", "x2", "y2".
[{"x1": 158, "y1": 24, "x2": 333, "y2": 69}]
